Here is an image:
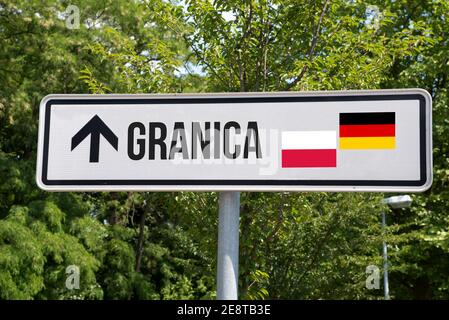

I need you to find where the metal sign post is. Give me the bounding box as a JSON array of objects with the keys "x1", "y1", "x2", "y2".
[{"x1": 217, "y1": 191, "x2": 240, "y2": 300}]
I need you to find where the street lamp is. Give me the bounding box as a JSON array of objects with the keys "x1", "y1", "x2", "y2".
[
  {"x1": 383, "y1": 195, "x2": 413, "y2": 209},
  {"x1": 380, "y1": 195, "x2": 413, "y2": 300}
]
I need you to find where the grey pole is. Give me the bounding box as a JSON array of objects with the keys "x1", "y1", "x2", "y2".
[
  {"x1": 217, "y1": 191, "x2": 240, "y2": 300},
  {"x1": 382, "y1": 211, "x2": 390, "y2": 300}
]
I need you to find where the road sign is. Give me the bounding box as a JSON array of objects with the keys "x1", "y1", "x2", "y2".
[{"x1": 36, "y1": 89, "x2": 432, "y2": 192}]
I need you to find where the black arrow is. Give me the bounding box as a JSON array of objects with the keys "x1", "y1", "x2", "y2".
[{"x1": 71, "y1": 115, "x2": 118, "y2": 163}]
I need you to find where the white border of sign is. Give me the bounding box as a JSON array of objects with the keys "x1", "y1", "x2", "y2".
[{"x1": 36, "y1": 89, "x2": 432, "y2": 192}]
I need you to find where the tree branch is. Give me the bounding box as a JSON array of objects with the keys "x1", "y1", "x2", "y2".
[
  {"x1": 135, "y1": 209, "x2": 147, "y2": 272},
  {"x1": 185, "y1": 37, "x2": 229, "y2": 88},
  {"x1": 236, "y1": 3, "x2": 254, "y2": 92},
  {"x1": 284, "y1": 0, "x2": 330, "y2": 91}
]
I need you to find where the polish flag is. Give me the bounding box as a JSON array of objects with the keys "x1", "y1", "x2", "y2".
[{"x1": 281, "y1": 131, "x2": 337, "y2": 168}]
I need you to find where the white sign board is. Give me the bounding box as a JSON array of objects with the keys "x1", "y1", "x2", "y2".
[{"x1": 36, "y1": 90, "x2": 432, "y2": 192}]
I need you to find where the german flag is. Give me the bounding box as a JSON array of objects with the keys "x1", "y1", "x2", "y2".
[{"x1": 339, "y1": 112, "x2": 395, "y2": 149}]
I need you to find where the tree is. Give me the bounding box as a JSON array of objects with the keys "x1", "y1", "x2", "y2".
[
  {"x1": 0, "y1": 0, "x2": 214, "y2": 299},
  {"x1": 373, "y1": 0, "x2": 449, "y2": 299},
  {"x1": 166, "y1": 0, "x2": 429, "y2": 299},
  {"x1": 1, "y1": 0, "x2": 449, "y2": 300}
]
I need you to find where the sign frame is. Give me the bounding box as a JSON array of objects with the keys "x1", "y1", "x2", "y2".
[{"x1": 36, "y1": 89, "x2": 432, "y2": 192}]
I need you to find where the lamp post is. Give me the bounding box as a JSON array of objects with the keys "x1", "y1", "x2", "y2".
[{"x1": 381, "y1": 195, "x2": 413, "y2": 300}]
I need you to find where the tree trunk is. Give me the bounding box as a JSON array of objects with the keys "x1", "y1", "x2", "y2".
[{"x1": 135, "y1": 211, "x2": 147, "y2": 272}]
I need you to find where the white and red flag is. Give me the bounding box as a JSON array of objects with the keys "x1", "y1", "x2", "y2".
[{"x1": 281, "y1": 131, "x2": 337, "y2": 168}]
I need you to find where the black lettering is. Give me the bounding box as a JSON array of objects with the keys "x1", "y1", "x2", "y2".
[
  {"x1": 169, "y1": 122, "x2": 189, "y2": 159},
  {"x1": 128, "y1": 122, "x2": 145, "y2": 160},
  {"x1": 192, "y1": 122, "x2": 211, "y2": 159},
  {"x1": 244, "y1": 121, "x2": 262, "y2": 158},
  {"x1": 149, "y1": 122, "x2": 167, "y2": 160},
  {"x1": 224, "y1": 121, "x2": 241, "y2": 159},
  {"x1": 214, "y1": 122, "x2": 220, "y2": 159}
]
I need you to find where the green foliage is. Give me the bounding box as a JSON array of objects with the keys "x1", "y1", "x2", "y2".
[
  {"x1": 246, "y1": 270, "x2": 270, "y2": 300},
  {"x1": 1, "y1": 0, "x2": 449, "y2": 300},
  {"x1": 0, "y1": 0, "x2": 213, "y2": 300},
  {"x1": 175, "y1": 0, "x2": 430, "y2": 92},
  {"x1": 372, "y1": 0, "x2": 449, "y2": 299},
  {"x1": 0, "y1": 203, "x2": 102, "y2": 299}
]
